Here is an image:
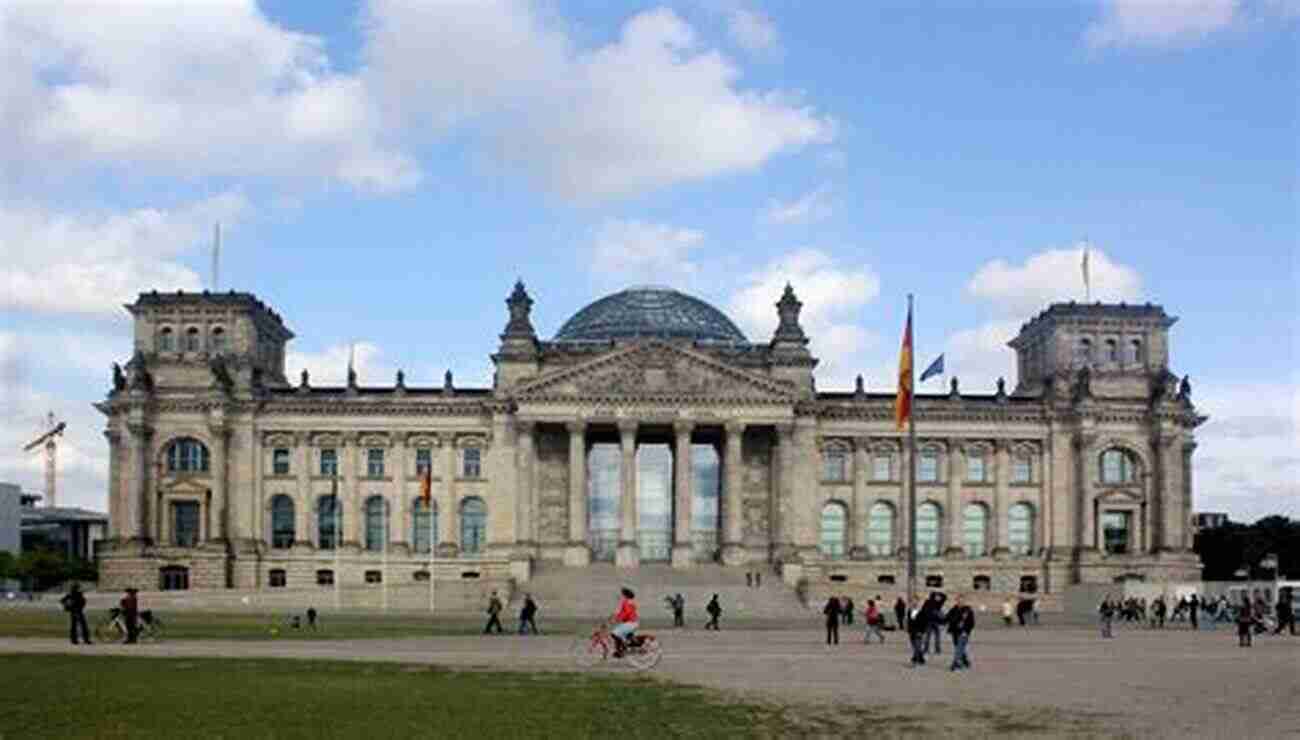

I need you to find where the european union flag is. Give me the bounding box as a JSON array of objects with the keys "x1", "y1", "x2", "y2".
[{"x1": 919, "y1": 354, "x2": 944, "y2": 382}]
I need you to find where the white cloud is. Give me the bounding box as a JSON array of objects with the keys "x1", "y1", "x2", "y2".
[
  {"x1": 590, "y1": 219, "x2": 705, "y2": 285},
  {"x1": 1082, "y1": 0, "x2": 1295, "y2": 48},
  {"x1": 0, "y1": 192, "x2": 249, "y2": 317},
  {"x1": 727, "y1": 249, "x2": 880, "y2": 386},
  {"x1": 3, "y1": 0, "x2": 418, "y2": 191},
  {"x1": 762, "y1": 184, "x2": 833, "y2": 225},
  {"x1": 966, "y1": 243, "x2": 1144, "y2": 318},
  {"x1": 728, "y1": 8, "x2": 779, "y2": 53},
  {"x1": 285, "y1": 341, "x2": 397, "y2": 388},
  {"x1": 364, "y1": 3, "x2": 833, "y2": 200}
]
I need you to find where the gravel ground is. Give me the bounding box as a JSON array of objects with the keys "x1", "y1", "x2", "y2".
[{"x1": 4, "y1": 625, "x2": 1296, "y2": 739}]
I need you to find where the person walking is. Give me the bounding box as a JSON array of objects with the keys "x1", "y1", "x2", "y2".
[
  {"x1": 518, "y1": 593, "x2": 540, "y2": 635},
  {"x1": 823, "y1": 595, "x2": 843, "y2": 645},
  {"x1": 863, "y1": 599, "x2": 886, "y2": 644},
  {"x1": 907, "y1": 597, "x2": 929, "y2": 667},
  {"x1": 894, "y1": 595, "x2": 907, "y2": 632},
  {"x1": 1236, "y1": 597, "x2": 1254, "y2": 647},
  {"x1": 705, "y1": 594, "x2": 722, "y2": 631},
  {"x1": 946, "y1": 594, "x2": 976, "y2": 672},
  {"x1": 60, "y1": 583, "x2": 91, "y2": 645},
  {"x1": 843, "y1": 596, "x2": 855, "y2": 626},
  {"x1": 483, "y1": 591, "x2": 504, "y2": 635},
  {"x1": 1099, "y1": 594, "x2": 1116, "y2": 639},
  {"x1": 120, "y1": 588, "x2": 140, "y2": 644}
]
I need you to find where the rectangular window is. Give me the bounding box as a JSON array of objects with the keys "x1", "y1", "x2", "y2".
[
  {"x1": 367, "y1": 448, "x2": 385, "y2": 477},
  {"x1": 871, "y1": 454, "x2": 891, "y2": 482},
  {"x1": 173, "y1": 501, "x2": 200, "y2": 547},
  {"x1": 462, "y1": 448, "x2": 481, "y2": 478},
  {"x1": 1102, "y1": 511, "x2": 1131, "y2": 555},
  {"x1": 1012, "y1": 458, "x2": 1032, "y2": 484},
  {"x1": 966, "y1": 455, "x2": 987, "y2": 483},
  {"x1": 272, "y1": 448, "x2": 291, "y2": 476},
  {"x1": 320, "y1": 448, "x2": 338, "y2": 476},
  {"x1": 918, "y1": 453, "x2": 939, "y2": 483},
  {"x1": 415, "y1": 448, "x2": 432, "y2": 476}
]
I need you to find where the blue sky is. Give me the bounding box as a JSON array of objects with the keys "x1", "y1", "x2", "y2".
[{"x1": 2, "y1": 0, "x2": 1296, "y2": 522}]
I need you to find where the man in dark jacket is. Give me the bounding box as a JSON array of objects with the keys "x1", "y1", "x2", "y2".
[
  {"x1": 907, "y1": 597, "x2": 929, "y2": 666},
  {"x1": 823, "y1": 596, "x2": 843, "y2": 645},
  {"x1": 518, "y1": 593, "x2": 540, "y2": 635},
  {"x1": 121, "y1": 588, "x2": 140, "y2": 644},
  {"x1": 946, "y1": 594, "x2": 976, "y2": 672},
  {"x1": 61, "y1": 583, "x2": 91, "y2": 645}
]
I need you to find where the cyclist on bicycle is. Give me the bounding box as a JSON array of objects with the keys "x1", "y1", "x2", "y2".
[{"x1": 610, "y1": 587, "x2": 639, "y2": 658}]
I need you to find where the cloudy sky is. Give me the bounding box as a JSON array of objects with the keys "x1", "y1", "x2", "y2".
[{"x1": 1, "y1": 0, "x2": 1296, "y2": 522}]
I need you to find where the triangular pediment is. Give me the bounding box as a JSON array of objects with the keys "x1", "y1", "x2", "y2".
[{"x1": 515, "y1": 340, "x2": 796, "y2": 403}]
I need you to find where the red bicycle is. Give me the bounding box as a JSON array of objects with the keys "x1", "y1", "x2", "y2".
[{"x1": 571, "y1": 622, "x2": 663, "y2": 671}]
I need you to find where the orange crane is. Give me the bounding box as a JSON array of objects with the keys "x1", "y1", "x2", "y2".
[{"x1": 22, "y1": 412, "x2": 66, "y2": 508}]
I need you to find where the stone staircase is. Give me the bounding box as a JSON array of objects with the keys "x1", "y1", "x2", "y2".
[{"x1": 518, "y1": 562, "x2": 810, "y2": 621}]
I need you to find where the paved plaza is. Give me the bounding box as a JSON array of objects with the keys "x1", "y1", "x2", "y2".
[{"x1": 4, "y1": 625, "x2": 1296, "y2": 738}]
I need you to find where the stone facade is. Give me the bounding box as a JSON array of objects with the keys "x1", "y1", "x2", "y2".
[{"x1": 95, "y1": 285, "x2": 1205, "y2": 595}]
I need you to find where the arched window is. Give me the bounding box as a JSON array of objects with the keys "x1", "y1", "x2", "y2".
[
  {"x1": 184, "y1": 327, "x2": 201, "y2": 352},
  {"x1": 210, "y1": 326, "x2": 226, "y2": 352},
  {"x1": 1008, "y1": 503, "x2": 1035, "y2": 556},
  {"x1": 1074, "y1": 337, "x2": 1092, "y2": 367},
  {"x1": 916, "y1": 502, "x2": 941, "y2": 558},
  {"x1": 166, "y1": 438, "x2": 210, "y2": 473},
  {"x1": 318, "y1": 495, "x2": 341, "y2": 550},
  {"x1": 1101, "y1": 449, "x2": 1138, "y2": 484},
  {"x1": 460, "y1": 497, "x2": 487, "y2": 555},
  {"x1": 1126, "y1": 339, "x2": 1143, "y2": 365},
  {"x1": 866, "y1": 502, "x2": 895, "y2": 557},
  {"x1": 158, "y1": 327, "x2": 175, "y2": 352},
  {"x1": 822, "y1": 444, "x2": 849, "y2": 482},
  {"x1": 412, "y1": 498, "x2": 437, "y2": 554},
  {"x1": 364, "y1": 496, "x2": 389, "y2": 552},
  {"x1": 270, "y1": 495, "x2": 294, "y2": 549},
  {"x1": 963, "y1": 504, "x2": 989, "y2": 557},
  {"x1": 1105, "y1": 339, "x2": 1118, "y2": 364},
  {"x1": 819, "y1": 502, "x2": 848, "y2": 559}
]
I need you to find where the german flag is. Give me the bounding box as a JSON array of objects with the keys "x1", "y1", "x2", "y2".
[{"x1": 895, "y1": 299, "x2": 913, "y2": 431}]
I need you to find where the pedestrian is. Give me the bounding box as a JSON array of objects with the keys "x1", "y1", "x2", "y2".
[
  {"x1": 705, "y1": 593, "x2": 722, "y2": 630},
  {"x1": 1002, "y1": 598, "x2": 1014, "y2": 627},
  {"x1": 60, "y1": 583, "x2": 91, "y2": 645},
  {"x1": 120, "y1": 587, "x2": 140, "y2": 644},
  {"x1": 894, "y1": 595, "x2": 907, "y2": 632},
  {"x1": 864, "y1": 599, "x2": 886, "y2": 644},
  {"x1": 946, "y1": 594, "x2": 975, "y2": 672},
  {"x1": 518, "y1": 593, "x2": 540, "y2": 635},
  {"x1": 843, "y1": 596, "x2": 855, "y2": 626},
  {"x1": 1099, "y1": 594, "x2": 1116, "y2": 638},
  {"x1": 907, "y1": 597, "x2": 929, "y2": 666},
  {"x1": 1236, "y1": 597, "x2": 1254, "y2": 647},
  {"x1": 484, "y1": 590, "x2": 504, "y2": 635},
  {"x1": 306, "y1": 606, "x2": 318, "y2": 630},
  {"x1": 823, "y1": 595, "x2": 842, "y2": 645}
]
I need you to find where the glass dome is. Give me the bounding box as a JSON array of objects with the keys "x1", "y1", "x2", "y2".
[{"x1": 554, "y1": 287, "x2": 747, "y2": 343}]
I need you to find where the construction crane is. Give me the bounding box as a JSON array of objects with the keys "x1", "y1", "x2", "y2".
[{"x1": 22, "y1": 412, "x2": 66, "y2": 509}]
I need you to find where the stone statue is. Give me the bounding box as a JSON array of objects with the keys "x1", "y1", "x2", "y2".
[{"x1": 111, "y1": 362, "x2": 126, "y2": 392}]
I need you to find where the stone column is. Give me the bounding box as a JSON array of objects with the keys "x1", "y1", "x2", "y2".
[
  {"x1": 672, "y1": 421, "x2": 694, "y2": 569},
  {"x1": 993, "y1": 439, "x2": 1010, "y2": 556},
  {"x1": 851, "y1": 437, "x2": 868, "y2": 558},
  {"x1": 295, "y1": 433, "x2": 312, "y2": 547},
  {"x1": 565, "y1": 421, "x2": 590, "y2": 566},
  {"x1": 945, "y1": 439, "x2": 964, "y2": 557},
  {"x1": 515, "y1": 421, "x2": 536, "y2": 555},
  {"x1": 775, "y1": 423, "x2": 795, "y2": 561},
  {"x1": 437, "y1": 433, "x2": 458, "y2": 556},
  {"x1": 616, "y1": 421, "x2": 639, "y2": 568},
  {"x1": 722, "y1": 421, "x2": 747, "y2": 566}
]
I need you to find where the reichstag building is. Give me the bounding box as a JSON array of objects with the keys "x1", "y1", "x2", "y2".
[{"x1": 96, "y1": 282, "x2": 1205, "y2": 595}]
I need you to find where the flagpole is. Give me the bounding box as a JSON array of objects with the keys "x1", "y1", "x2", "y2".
[{"x1": 906, "y1": 294, "x2": 918, "y2": 607}]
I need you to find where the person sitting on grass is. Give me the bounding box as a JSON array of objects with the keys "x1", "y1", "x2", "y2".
[{"x1": 610, "y1": 587, "x2": 639, "y2": 658}]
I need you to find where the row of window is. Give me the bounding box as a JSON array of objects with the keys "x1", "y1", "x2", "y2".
[
  {"x1": 821, "y1": 446, "x2": 1140, "y2": 486},
  {"x1": 266, "y1": 495, "x2": 487, "y2": 555},
  {"x1": 271, "y1": 447, "x2": 479, "y2": 479},
  {"x1": 818, "y1": 501, "x2": 1038, "y2": 560},
  {"x1": 157, "y1": 325, "x2": 227, "y2": 353}
]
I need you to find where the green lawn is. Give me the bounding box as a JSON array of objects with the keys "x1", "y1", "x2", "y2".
[{"x1": 0, "y1": 655, "x2": 804, "y2": 739}]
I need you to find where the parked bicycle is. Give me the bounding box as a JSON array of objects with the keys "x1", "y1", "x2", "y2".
[
  {"x1": 94, "y1": 607, "x2": 164, "y2": 643},
  {"x1": 571, "y1": 621, "x2": 662, "y2": 671}
]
